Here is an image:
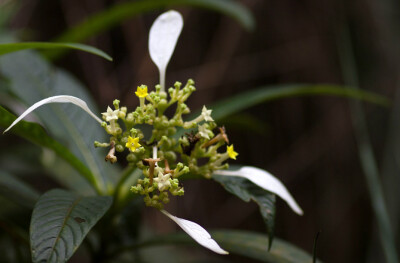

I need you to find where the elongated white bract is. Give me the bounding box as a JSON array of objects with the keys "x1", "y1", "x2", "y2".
[
  {"x1": 214, "y1": 166, "x2": 303, "y2": 215},
  {"x1": 161, "y1": 210, "x2": 229, "y2": 255},
  {"x1": 149, "y1": 10, "x2": 183, "y2": 91},
  {"x1": 3, "y1": 95, "x2": 102, "y2": 133}
]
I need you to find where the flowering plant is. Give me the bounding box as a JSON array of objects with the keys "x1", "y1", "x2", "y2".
[{"x1": 1, "y1": 10, "x2": 305, "y2": 263}]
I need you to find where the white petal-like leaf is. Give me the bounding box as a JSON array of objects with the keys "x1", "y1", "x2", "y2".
[
  {"x1": 214, "y1": 166, "x2": 303, "y2": 215},
  {"x1": 161, "y1": 210, "x2": 229, "y2": 255},
  {"x1": 3, "y1": 95, "x2": 102, "y2": 134},
  {"x1": 149, "y1": 10, "x2": 183, "y2": 91}
]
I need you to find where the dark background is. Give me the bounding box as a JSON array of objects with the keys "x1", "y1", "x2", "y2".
[{"x1": 6, "y1": 0, "x2": 400, "y2": 262}]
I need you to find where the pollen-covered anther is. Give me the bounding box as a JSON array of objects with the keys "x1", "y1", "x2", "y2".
[
  {"x1": 144, "y1": 158, "x2": 161, "y2": 185},
  {"x1": 105, "y1": 141, "x2": 117, "y2": 164},
  {"x1": 202, "y1": 127, "x2": 229, "y2": 148}
]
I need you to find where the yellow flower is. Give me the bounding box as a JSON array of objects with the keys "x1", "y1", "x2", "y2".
[
  {"x1": 135, "y1": 85, "x2": 148, "y2": 98},
  {"x1": 227, "y1": 145, "x2": 238, "y2": 160},
  {"x1": 126, "y1": 136, "x2": 141, "y2": 152}
]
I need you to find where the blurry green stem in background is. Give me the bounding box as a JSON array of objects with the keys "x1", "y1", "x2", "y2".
[
  {"x1": 337, "y1": 22, "x2": 399, "y2": 263},
  {"x1": 44, "y1": 0, "x2": 254, "y2": 60},
  {"x1": 0, "y1": 42, "x2": 112, "y2": 60},
  {"x1": 191, "y1": 84, "x2": 390, "y2": 122}
]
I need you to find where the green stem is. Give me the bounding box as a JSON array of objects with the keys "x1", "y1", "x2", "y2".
[
  {"x1": 337, "y1": 21, "x2": 399, "y2": 263},
  {"x1": 112, "y1": 164, "x2": 137, "y2": 206}
]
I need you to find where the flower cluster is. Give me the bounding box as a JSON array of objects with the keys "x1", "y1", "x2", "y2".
[
  {"x1": 3, "y1": 10, "x2": 302, "y2": 255},
  {"x1": 95, "y1": 80, "x2": 238, "y2": 209}
]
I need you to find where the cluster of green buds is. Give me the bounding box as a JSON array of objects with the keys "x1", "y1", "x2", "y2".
[{"x1": 95, "y1": 79, "x2": 238, "y2": 209}]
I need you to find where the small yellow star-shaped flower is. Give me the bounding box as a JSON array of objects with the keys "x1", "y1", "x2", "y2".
[
  {"x1": 126, "y1": 136, "x2": 141, "y2": 152},
  {"x1": 135, "y1": 85, "x2": 148, "y2": 98},
  {"x1": 227, "y1": 145, "x2": 238, "y2": 160}
]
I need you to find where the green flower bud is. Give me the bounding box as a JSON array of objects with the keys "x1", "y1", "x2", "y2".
[
  {"x1": 116, "y1": 144, "x2": 124, "y2": 152},
  {"x1": 113, "y1": 99, "x2": 120, "y2": 109},
  {"x1": 127, "y1": 153, "x2": 137, "y2": 163},
  {"x1": 164, "y1": 151, "x2": 176, "y2": 162},
  {"x1": 182, "y1": 166, "x2": 190, "y2": 174},
  {"x1": 118, "y1": 111, "x2": 126, "y2": 118},
  {"x1": 159, "y1": 92, "x2": 167, "y2": 99},
  {"x1": 126, "y1": 113, "x2": 134, "y2": 122}
]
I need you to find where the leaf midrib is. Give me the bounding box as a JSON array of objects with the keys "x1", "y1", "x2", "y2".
[{"x1": 47, "y1": 196, "x2": 82, "y2": 262}]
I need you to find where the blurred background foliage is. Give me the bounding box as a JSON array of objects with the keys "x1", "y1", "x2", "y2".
[{"x1": 1, "y1": 0, "x2": 400, "y2": 262}]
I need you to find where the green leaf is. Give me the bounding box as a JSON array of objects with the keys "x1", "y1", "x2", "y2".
[
  {"x1": 0, "y1": 106, "x2": 98, "y2": 192},
  {"x1": 0, "y1": 42, "x2": 112, "y2": 60},
  {"x1": 213, "y1": 174, "x2": 276, "y2": 249},
  {"x1": 0, "y1": 172, "x2": 39, "y2": 209},
  {"x1": 122, "y1": 230, "x2": 319, "y2": 263},
  {"x1": 47, "y1": 0, "x2": 254, "y2": 59},
  {"x1": 30, "y1": 189, "x2": 112, "y2": 263},
  {"x1": 195, "y1": 84, "x2": 390, "y2": 122},
  {"x1": 0, "y1": 50, "x2": 119, "y2": 194},
  {"x1": 211, "y1": 230, "x2": 320, "y2": 263}
]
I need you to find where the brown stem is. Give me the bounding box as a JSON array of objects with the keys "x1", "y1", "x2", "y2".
[{"x1": 105, "y1": 141, "x2": 117, "y2": 163}]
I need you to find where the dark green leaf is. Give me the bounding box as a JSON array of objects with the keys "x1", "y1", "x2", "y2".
[
  {"x1": 47, "y1": 0, "x2": 254, "y2": 59},
  {"x1": 124, "y1": 230, "x2": 320, "y2": 263},
  {"x1": 191, "y1": 84, "x2": 390, "y2": 122},
  {"x1": 0, "y1": 106, "x2": 98, "y2": 191},
  {"x1": 213, "y1": 174, "x2": 275, "y2": 248},
  {"x1": 0, "y1": 42, "x2": 112, "y2": 60},
  {"x1": 0, "y1": 50, "x2": 119, "y2": 194},
  {"x1": 211, "y1": 230, "x2": 320, "y2": 263},
  {"x1": 0, "y1": 172, "x2": 39, "y2": 209},
  {"x1": 30, "y1": 189, "x2": 112, "y2": 263}
]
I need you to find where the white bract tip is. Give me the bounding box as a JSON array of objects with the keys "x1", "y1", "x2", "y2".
[
  {"x1": 149, "y1": 10, "x2": 183, "y2": 91},
  {"x1": 3, "y1": 95, "x2": 102, "y2": 134},
  {"x1": 214, "y1": 166, "x2": 303, "y2": 215},
  {"x1": 161, "y1": 210, "x2": 229, "y2": 255}
]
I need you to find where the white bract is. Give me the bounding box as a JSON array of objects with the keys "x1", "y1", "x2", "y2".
[
  {"x1": 149, "y1": 10, "x2": 183, "y2": 91},
  {"x1": 3, "y1": 95, "x2": 102, "y2": 134},
  {"x1": 161, "y1": 210, "x2": 229, "y2": 255},
  {"x1": 2, "y1": 10, "x2": 303, "y2": 255},
  {"x1": 214, "y1": 166, "x2": 303, "y2": 215}
]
